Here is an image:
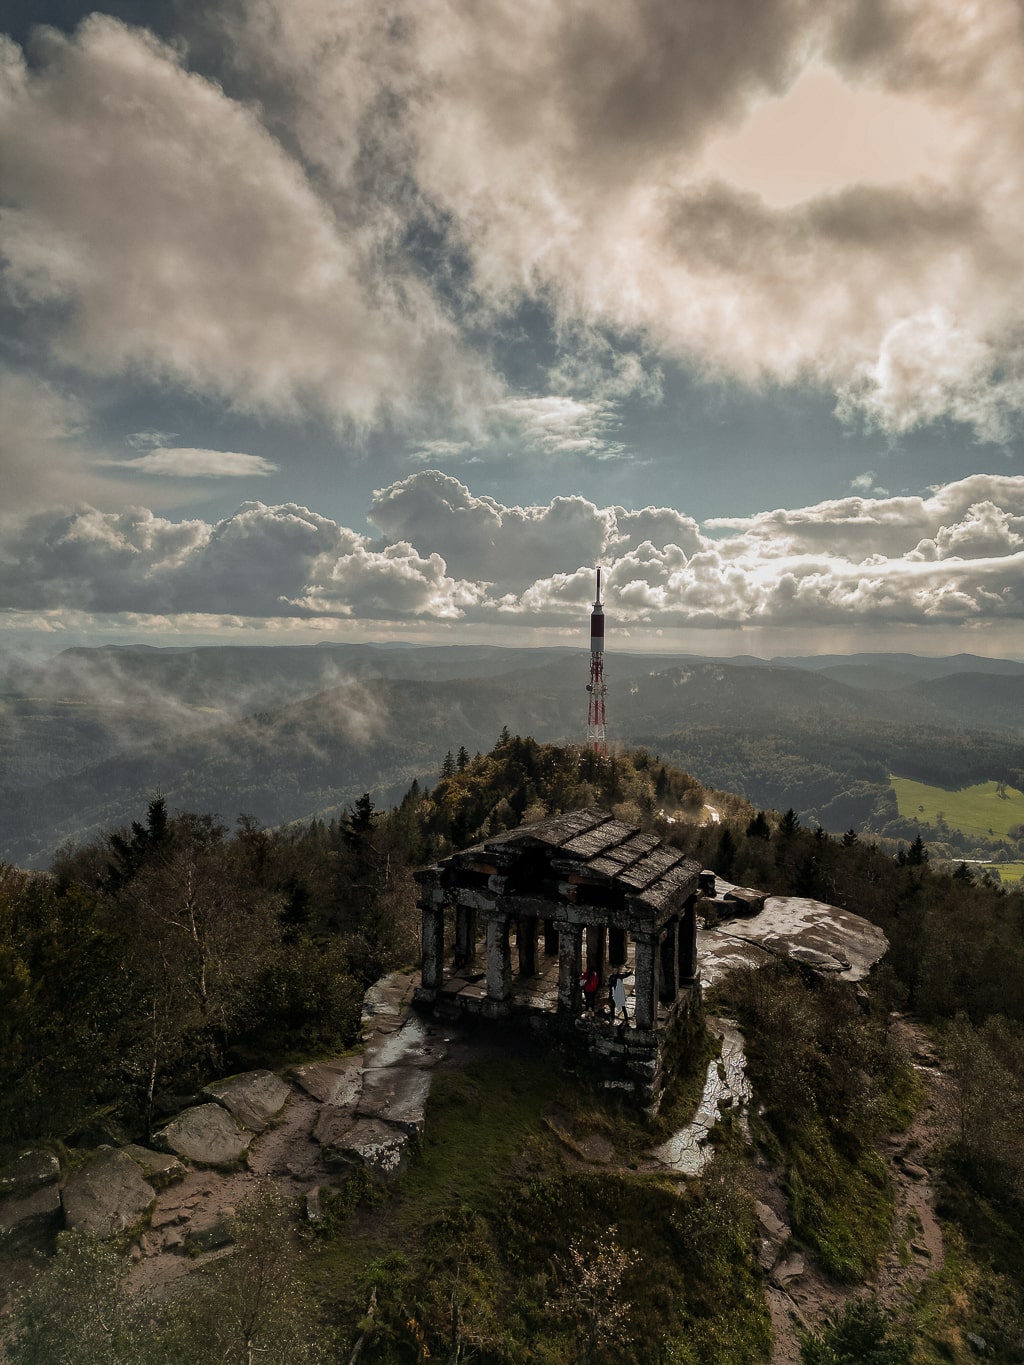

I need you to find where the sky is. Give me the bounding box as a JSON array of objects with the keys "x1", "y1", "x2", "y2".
[{"x1": 2, "y1": 0, "x2": 1024, "y2": 659}]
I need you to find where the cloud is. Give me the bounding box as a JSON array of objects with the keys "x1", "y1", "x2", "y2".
[
  {"x1": 108, "y1": 448, "x2": 278, "y2": 478},
  {"x1": 6, "y1": 0, "x2": 1024, "y2": 455},
  {"x1": 2, "y1": 475, "x2": 1022, "y2": 637},
  {"x1": 212, "y1": 0, "x2": 1024, "y2": 440},
  {"x1": 0, "y1": 17, "x2": 493, "y2": 430},
  {"x1": 367, "y1": 470, "x2": 615, "y2": 589}
]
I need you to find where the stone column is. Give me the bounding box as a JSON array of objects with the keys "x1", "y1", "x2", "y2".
[
  {"x1": 420, "y1": 901, "x2": 446, "y2": 993},
  {"x1": 633, "y1": 933, "x2": 658, "y2": 1030},
  {"x1": 543, "y1": 919, "x2": 559, "y2": 956},
  {"x1": 557, "y1": 923, "x2": 583, "y2": 1015},
  {"x1": 679, "y1": 897, "x2": 698, "y2": 984},
  {"x1": 485, "y1": 915, "x2": 513, "y2": 1003},
  {"x1": 585, "y1": 924, "x2": 606, "y2": 981},
  {"x1": 517, "y1": 917, "x2": 537, "y2": 976},
  {"x1": 659, "y1": 918, "x2": 678, "y2": 1003},
  {"x1": 454, "y1": 905, "x2": 477, "y2": 968},
  {"x1": 608, "y1": 926, "x2": 627, "y2": 966}
]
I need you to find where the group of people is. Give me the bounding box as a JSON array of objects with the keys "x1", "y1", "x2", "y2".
[{"x1": 580, "y1": 965, "x2": 632, "y2": 1024}]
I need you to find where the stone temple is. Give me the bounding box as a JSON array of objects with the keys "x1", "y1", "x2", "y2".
[{"x1": 413, "y1": 808, "x2": 702, "y2": 1112}]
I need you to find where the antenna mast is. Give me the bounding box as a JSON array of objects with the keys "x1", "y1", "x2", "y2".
[{"x1": 586, "y1": 568, "x2": 607, "y2": 753}]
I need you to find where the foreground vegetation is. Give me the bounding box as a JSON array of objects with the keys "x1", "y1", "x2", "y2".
[{"x1": 4, "y1": 735, "x2": 1024, "y2": 1360}]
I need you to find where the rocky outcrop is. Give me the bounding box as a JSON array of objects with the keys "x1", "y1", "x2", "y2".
[
  {"x1": 0, "y1": 1151, "x2": 62, "y2": 1254},
  {"x1": 62, "y1": 1148, "x2": 156, "y2": 1237},
  {"x1": 154, "y1": 1103, "x2": 251, "y2": 1168},
  {"x1": 700, "y1": 887, "x2": 888, "y2": 986},
  {"x1": 202, "y1": 1070, "x2": 290, "y2": 1133}
]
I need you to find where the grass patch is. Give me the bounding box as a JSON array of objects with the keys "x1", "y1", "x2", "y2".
[
  {"x1": 306, "y1": 1036, "x2": 771, "y2": 1363},
  {"x1": 785, "y1": 1120, "x2": 892, "y2": 1281},
  {"x1": 890, "y1": 776, "x2": 1024, "y2": 843},
  {"x1": 985, "y1": 861, "x2": 1024, "y2": 884}
]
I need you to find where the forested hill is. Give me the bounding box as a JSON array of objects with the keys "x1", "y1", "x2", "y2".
[
  {"x1": 2, "y1": 643, "x2": 1022, "y2": 867},
  {"x1": 4, "y1": 737, "x2": 1024, "y2": 1360}
]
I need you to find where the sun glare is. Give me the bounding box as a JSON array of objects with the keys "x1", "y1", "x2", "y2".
[{"x1": 701, "y1": 65, "x2": 965, "y2": 206}]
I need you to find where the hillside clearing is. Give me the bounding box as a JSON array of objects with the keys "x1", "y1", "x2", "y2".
[{"x1": 890, "y1": 777, "x2": 1024, "y2": 842}]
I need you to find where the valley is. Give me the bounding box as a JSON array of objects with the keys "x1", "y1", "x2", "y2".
[{"x1": 1, "y1": 643, "x2": 1022, "y2": 869}]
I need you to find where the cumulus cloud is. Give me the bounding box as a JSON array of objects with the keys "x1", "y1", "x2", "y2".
[
  {"x1": 368, "y1": 470, "x2": 615, "y2": 589},
  {"x1": 107, "y1": 448, "x2": 278, "y2": 478},
  {"x1": 1, "y1": 475, "x2": 1022, "y2": 638}
]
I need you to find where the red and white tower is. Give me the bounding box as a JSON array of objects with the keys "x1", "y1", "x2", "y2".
[{"x1": 586, "y1": 568, "x2": 607, "y2": 753}]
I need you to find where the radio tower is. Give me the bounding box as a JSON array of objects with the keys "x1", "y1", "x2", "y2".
[{"x1": 586, "y1": 568, "x2": 607, "y2": 753}]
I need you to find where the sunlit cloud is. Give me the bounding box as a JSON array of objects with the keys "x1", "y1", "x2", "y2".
[{"x1": 106, "y1": 448, "x2": 278, "y2": 478}]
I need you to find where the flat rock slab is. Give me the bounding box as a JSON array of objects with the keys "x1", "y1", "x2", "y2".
[
  {"x1": 695, "y1": 934, "x2": 775, "y2": 987},
  {"x1": 358, "y1": 1066, "x2": 432, "y2": 1135},
  {"x1": 154, "y1": 1104, "x2": 251, "y2": 1168},
  {"x1": 0, "y1": 1182, "x2": 62, "y2": 1253},
  {"x1": 290, "y1": 1055, "x2": 363, "y2": 1107},
  {"x1": 0, "y1": 1150, "x2": 60, "y2": 1199},
  {"x1": 202, "y1": 1070, "x2": 291, "y2": 1133},
  {"x1": 361, "y1": 970, "x2": 417, "y2": 1034},
  {"x1": 706, "y1": 889, "x2": 888, "y2": 983},
  {"x1": 63, "y1": 1148, "x2": 156, "y2": 1237},
  {"x1": 320, "y1": 1117, "x2": 409, "y2": 1179},
  {"x1": 122, "y1": 1145, "x2": 186, "y2": 1189},
  {"x1": 363, "y1": 1014, "x2": 441, "y2": 1071}
]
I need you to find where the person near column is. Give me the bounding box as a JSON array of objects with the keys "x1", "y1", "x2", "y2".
[
  {"x1": 609, "y1": 967, "x2": 632, "y2": 1025},
  {"x1": 581, "y1": 965, "x2": 599, "y2": 1016}
]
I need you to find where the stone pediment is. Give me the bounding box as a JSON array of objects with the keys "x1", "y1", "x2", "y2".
[{"x1": 427, "y1": 808, "x2": 701, "y2": 926}]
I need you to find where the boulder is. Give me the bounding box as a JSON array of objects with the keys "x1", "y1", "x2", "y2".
[
  {"x1": 62, "y1": 1148, "x2": 156, "y2": 1238},
  {"x1": 0, "y1": 1183, "x2": 62, "y2": 1255},
  {"x1": 0, "y1": 1150, "x2": 60, "y2": 1199},
  {"x1": 290, "y1": 1056, "x2": 363, "y2": 1108},
  {"x1": 121, "y1": 1145, "x2": 186, "y2": 1189},
  {"x1": 319, "y1": 1117, "x2": 409, "y2": 1180},
  {"x1": 202, "y1": 1070, "x2": 291, "y2": 1133},
  {"x1": 154, "y1": 1104, "x2": 251, "y2": 1168}
]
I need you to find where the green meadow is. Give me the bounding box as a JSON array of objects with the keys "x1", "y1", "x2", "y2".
[
  {"x1": 890, "y1": 777, "x2": 1024, "y2": 880},
  {"x1": 891, "y1": 777, "x2": 1024, "y2": 842}
]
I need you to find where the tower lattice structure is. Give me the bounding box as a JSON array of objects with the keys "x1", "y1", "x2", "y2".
[{"x1": 586, "y1": 568, "x2": 607, "y2": 753}]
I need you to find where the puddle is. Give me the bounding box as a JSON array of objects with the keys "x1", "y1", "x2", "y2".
[{"x1": 650, "y1": 1017, "x2": 751, "y2": 1176}]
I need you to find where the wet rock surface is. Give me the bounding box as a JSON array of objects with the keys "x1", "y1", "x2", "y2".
[
  {"x1": 649, "y1": 1017, "x2": 752, "y2": 1176},
  {"x1": 118, "y1": 970, "x2": 445, "y2": 1296},
  {"x1": 62, "y1": 1148, "x2": 156, "y2": 1237}
]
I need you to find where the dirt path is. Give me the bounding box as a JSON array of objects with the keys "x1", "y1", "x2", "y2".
[
  {"x1": 128, "y1": 1089, "x2": 324, "y2": 1298},
  {"x1": 765, "y1": 1014, "x2": 954, "y2": 1362}
]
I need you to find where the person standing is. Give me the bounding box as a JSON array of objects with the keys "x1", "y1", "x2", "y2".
[
  {"x1": 581, "y1": 966, "x2": 600, "y2": 1015},
  {"x1": 609, "y1": 967, "x2": 631, "y2": 1025}
]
